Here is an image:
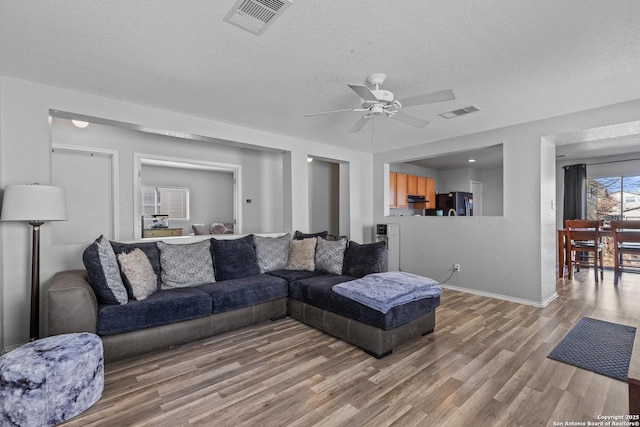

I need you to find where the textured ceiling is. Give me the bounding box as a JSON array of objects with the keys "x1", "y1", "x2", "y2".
[{"x1": 2, "y1": 0, "x2": 640, "y2": 154}]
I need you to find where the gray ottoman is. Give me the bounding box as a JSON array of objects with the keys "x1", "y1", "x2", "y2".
[{"x1": 0, "y1": 332, "x2": 104, "y2": 426}]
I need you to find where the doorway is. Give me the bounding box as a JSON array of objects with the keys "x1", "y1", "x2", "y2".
[{"x1": 307, "y1": 157, "x2": 350, "y2": 237}]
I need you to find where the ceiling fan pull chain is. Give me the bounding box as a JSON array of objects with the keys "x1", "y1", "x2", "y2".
[{"x1": 371, "y1": 116, "x2": 375, "y2": 141}]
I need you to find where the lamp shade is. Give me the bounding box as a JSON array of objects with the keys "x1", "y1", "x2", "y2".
[{"x1": 1, "y1": 184, "x2": 68, "y2": 222}]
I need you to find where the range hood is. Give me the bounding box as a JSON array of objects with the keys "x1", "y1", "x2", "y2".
[{"x1": 407, "y1": 195, "x2": 426, "y2": 203}]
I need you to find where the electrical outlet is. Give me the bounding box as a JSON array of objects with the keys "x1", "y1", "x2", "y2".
[{"x1": 454, "y1": 263, "x2": 461, "y2": 272}]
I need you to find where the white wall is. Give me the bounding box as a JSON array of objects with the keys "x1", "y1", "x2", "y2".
[
  {"x1": 480, "y1": 168, "x2": 504, "y2": 216},
  {"x1": 51, "y1": 117, "x2": 286, "y2": 238},
  {"x1": 308, "y1": 159, "x2": 339, "y2": 236},
  {"x1": 373, "y1": 98, "x2": 640, "y2": 308},
  {"x1": 0, "y1": 76, "x2": 373, "y2": 349}
]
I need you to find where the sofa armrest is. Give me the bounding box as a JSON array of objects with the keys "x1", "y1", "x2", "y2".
[{"x1": 47, "y1": 270, "x2": 98, "y2": 336}]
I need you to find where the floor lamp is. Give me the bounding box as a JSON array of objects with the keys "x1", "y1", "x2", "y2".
[{"x1": 1, "y1": 184, "x2": 68, "y2": 340}]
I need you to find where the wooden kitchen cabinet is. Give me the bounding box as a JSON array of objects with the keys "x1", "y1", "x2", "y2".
[
  {"x1": 395, "y1": 173, "x2": 408, "y2": 208},
  {"x1": 389, "y1": 172, "x2": 408, "y2": 208},
  {"x1": 407, "y1": 175, "x2": 418, "y2": 195},
  {"x1": 413, "y1": 177, "x2": 436, "y2": 209},
  {"x1": 425, "y1": 177, "x2": 435, "y2": 208},
  {"x1": 389, "y1": 172, "x2": 397, "y2": 208},
  {"x1": 417, "y1": 176, "x2": 426, "y2": 196}
]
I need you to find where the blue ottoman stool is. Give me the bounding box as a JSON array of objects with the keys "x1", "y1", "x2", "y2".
[{"x1": 0, "y1": 332, "x2": 104, "y2": 426}]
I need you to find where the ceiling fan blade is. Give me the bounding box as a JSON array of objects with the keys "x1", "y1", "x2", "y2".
[
  {"x1": 304, "y1": 108, "x2": 358, "y2": 117},
  {"x1": 390, "y1": 111, "x2": 430, "y2": 128},
  {"x1": 348, "y1": 115, "x2": 372, "y2": 133},
  {"x1": 397, "y1": 89, "x2": 456, "y2": 108},
  {"x1": 348, "y1": 84, "x2": 378, "y2": 103}
]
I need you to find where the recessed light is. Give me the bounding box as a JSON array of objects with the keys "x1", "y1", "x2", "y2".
[
  {"x1": 71, "y1": 120, "x2": 89, "y2": 128},
  {"x1": 468, "y1": 159, "x2": 476, "y2": 163},
  {"x1": 307, "y1": 157, "x2": 313, "y2": 163}
]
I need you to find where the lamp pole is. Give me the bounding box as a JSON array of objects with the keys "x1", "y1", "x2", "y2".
[{"x1": 29, "y1": 220, "x2": 44, "y2": 339}]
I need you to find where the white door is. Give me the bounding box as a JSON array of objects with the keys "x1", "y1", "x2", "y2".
[
  {"x1": 51, "y1": 146, "x2": 117, "y2": 244},
  {"x1": 471, "y1": 180, "x2": 483, "y2": 216}
]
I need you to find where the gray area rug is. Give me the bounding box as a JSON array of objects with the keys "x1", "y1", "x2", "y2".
[{"x1": 548, "y1": 317, "x2": 636, "y2": 382}]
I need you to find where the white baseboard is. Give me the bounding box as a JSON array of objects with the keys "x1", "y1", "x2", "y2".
[{"x1": 440, "y1": 284, "x2": 558, "y2": 309}]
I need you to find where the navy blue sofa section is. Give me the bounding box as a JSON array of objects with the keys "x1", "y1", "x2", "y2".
[
  {"x1": 51, "y1": 233, "x2": 438, "y2": 361},
  {"x1": 287, "y1": 274, "x2": 441, "y2": 330},
  {"x1": 198, "y1": 274, "x2": 289, "y2": 314},
  {"x1": 97, "y1": 287, "x2": 212, "y2": 335}
]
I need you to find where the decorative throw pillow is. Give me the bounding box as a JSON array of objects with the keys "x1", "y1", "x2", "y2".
[
  {"x1": 315, "y1": 237, "x2": 347, "y2": 275},
  {"x1": 157, "y1": 240, "x2": 216, "y2": 289},
  {"x1": 342, "y1": 240, "x2": 386, "y2": 278},
  {"x1": 210, "y1": 235, "x2": 260, "y2": 281},
  {"x1": 192, "y1": 223, "x2": 211, "y2": 235},
  {"x1": 82, "y1": 235, "x2": 128, "y2": 305},
  {"x1": 293, "y1": 230, "x2": 328, "y2": 240},
  {"x1": 116, "y1": 248, "x2": 157, "y2": 300},
  {"x1": 285, "y1": 238, "x2": 317, "y2": 271},
  {"x1": 211, "y1": 223, "x2": 234, "y2": 234},
  {"x1": 254, "y1": 233, "x2": 291, "y2": 273},
  {"x1": 110, "y1": 240, "x2": 162, "y2": 292}
]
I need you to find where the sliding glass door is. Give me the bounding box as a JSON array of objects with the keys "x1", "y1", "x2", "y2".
[{"x1": 587, "y1": 175, "x2": 640, "y2": 266}]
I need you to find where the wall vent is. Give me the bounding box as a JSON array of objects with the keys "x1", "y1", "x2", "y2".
[
  {"x1": 439, "y1": 105, "x2": 481, "y2": 119},
  {"x1": 223, "y1": 0, "x2": 292, "y2": 35}
]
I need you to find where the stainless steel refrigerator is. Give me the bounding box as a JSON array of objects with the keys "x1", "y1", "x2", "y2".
[{"x1": 435, "y1": 192, "x2": 473, "y2": 216}]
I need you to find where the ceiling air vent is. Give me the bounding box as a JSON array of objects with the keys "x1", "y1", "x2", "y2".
[
  {"x1": 223, "y1": 0, "x2": 293, "y2": 35},
  {"x1": 439, "y1": 105, "x2": 481, "y2": 119}
]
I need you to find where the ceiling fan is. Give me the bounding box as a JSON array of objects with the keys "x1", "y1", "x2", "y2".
[{"x1": 305, "y1": 73, "x2": 455, "y2": 134}]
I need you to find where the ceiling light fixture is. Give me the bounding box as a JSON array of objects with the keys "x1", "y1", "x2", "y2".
[
  {"x1": 71, "y1": 120, "x2": 89, "y2": 128},
  {"x1": 468, "y1": 159, "x2": 476, "y2": 163}
]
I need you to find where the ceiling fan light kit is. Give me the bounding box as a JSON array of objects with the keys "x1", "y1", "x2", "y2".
[{"x1": 305, "y1": 73, "x2": 456, "y2": 137}]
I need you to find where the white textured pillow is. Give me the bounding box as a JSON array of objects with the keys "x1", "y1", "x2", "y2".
[
  {"x1": 157, "y1": 240, "x2": 216, "y2": 289},
  {"x1": 285, "y1": 238, "x2": 317, "y2": 271},
  {"x1": 117, "y1": 248, "x2": 157, "y2": 300},
  {"x1": 254, "y1": 233, "x2": 290, "y2": 273}
]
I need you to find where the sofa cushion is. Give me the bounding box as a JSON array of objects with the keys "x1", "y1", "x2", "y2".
[
  {"x1": 210, "y1": 235, "x2": 260, "y2": 281},
  {"x1": 266, "y1": 269, "x2": 326, "y2": 283},
  {"x1": 96, "y1": 287, "x2": 212, "y2": 335},
  {"x1": 342, "y1": 241, "x2": 386, "y2": 278},
  {"x1": 110, "y1": 240, "x2": 162, "y2": 292},
  {"x1": 116, "y1": 248, "x2": 157, "y2": 301},
  {"x1": 254, "y1": 233, "x2": 290, "y2": 273},
  {"x1": 198, "y1": 274, "x2": 288, "y2": 314},
  {"x1": 157, "y1": 240, "x2": 216, "y2": 289},
  {"x1": 315, "y1": 237, "x2": 347, "y2": 275},
  {"x1": 288, "y1": 275, "x2": 441, "y2": 330},
  {"x1": 293, "y1": 230, "x2": 328, "y2": 240},
  {"x1": 285, "y1": 238, "x2": 317, "y2": 271},
  {"x1": 82, "y1": 236, "x2": 128, "y2": 305}
]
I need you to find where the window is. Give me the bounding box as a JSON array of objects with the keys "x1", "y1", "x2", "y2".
[
  {"x1": 587, "y1": 175, "x2": 640, "y2": 267},
  {"x1": 141, "y1": 185, "x2": 189, "y2": 220},
  {"x1": 587, "y1": 176, "x2": 640, "y2": 221}
]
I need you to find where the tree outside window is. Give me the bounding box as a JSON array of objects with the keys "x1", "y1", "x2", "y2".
[{"x1": 587, "y1": 175, "x2": 640, "y2": 266}]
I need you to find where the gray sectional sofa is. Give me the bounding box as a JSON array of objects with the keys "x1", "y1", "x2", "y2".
[{"x1": 47, "y1": 232, "x2": 440, "y2": 362}]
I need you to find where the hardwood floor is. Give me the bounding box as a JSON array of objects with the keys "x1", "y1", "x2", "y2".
[{"x1": 61, "y1": 270, "x2": 640, "y2": 427}]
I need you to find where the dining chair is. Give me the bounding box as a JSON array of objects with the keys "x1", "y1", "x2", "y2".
[
  {"x1": 565, "y1": 219, "x2": 604, "y2": 283},
  {"x1": 610, "y1": 220, "x2": 640, "y2": 285}
]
